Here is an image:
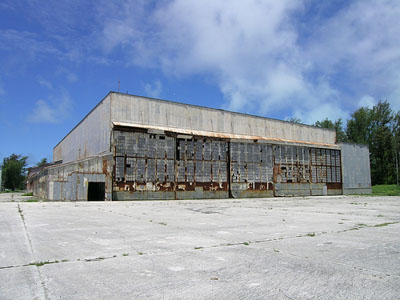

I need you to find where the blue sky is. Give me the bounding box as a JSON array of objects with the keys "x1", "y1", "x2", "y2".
[{"x1": 1, "y1": 0, "x2": 399, "y2": 166}]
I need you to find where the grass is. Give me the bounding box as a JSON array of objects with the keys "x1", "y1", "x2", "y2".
[
  {"x1": 306, "y1": 233, "x2": 315, "y2": 237},
  {"x1": 26, "y1": 199, "x2": 38, "y2": 202},
  {"x1": 22, "y1": 192, "x2": 33, "y2": 196},
  {"x1": 373, "y1": 222, "x2": 398, "y2": 227},
  {"x1": 372, "y1": 184, "x2": 400, "y2": 196}
]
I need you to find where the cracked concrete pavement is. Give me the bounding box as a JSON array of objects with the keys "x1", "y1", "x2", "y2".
[{"x1": 0, "y1": 195, "x2": 399, "y2": 299}]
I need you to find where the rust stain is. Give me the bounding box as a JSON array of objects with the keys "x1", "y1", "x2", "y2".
[{"x1": 102, "y1": 159, "x2": 108, "y2": 174}]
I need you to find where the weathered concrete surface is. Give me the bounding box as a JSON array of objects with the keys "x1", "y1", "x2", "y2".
[
  {"x1": 0, "y1": 196, "x2": 399, "y2": 299},
  {"x1": 0, "y1": 192, "x2": 34, "y2": 202}
]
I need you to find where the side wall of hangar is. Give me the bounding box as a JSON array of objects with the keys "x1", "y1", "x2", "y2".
[{"x1": 28, "y1": 92, "x2": 371, "y2": 201}]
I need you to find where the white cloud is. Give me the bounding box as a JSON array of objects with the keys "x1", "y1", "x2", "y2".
[
  {"x1": 358, "y1": 95, "x2": 376, "y2": 109},
  {"x1": 144, "y1": 80, "x2": 162, "y2": 98},
  {"x1": 28, "y1": 92, "x2": 72, "y2": 124},
  {"x1": 38, "y1": 77, "x2": 53, "y2": 90},
  {"x1": 99, "y1": 0, "x2": 400, "y2": 123}
]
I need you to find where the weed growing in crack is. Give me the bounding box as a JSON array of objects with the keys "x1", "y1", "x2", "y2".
[
  {"x1": 306, "y1": 233, "x2": 315, "y2": 237},
  {"x1": 374, "y1": 222, "x2": 397, "y2": 227},
  {"x1": 17, "y1": 205, "x2": 24, "y2": 221}
]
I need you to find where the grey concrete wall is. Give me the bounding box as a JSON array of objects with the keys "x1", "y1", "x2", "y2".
[
  {"x1": 340, "y1": 143, "x2": 372, "y2": 194},
  {"x1": 53, "y1": 96, "x2": 111, "y2": 163},
  {"x1": 109, "y1": 93, "x2": 336, "y2": 145}
]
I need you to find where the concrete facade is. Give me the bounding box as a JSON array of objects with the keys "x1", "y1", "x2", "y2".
[{"x1": 29, "y1": 92, "x2": 371, "y2": 201}]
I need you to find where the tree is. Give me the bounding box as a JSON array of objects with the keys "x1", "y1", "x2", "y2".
[
  {"x1": 368, "y1": 101, "x2": 394, "y2": 184},
  {"x1": 1, "y1": 154, "x2": 28, "y2": 191},
  {"x1": 346, "y1": 101, "x2": 395, "y2": 185},
  {"x1": 286, "y1": 117, "x2": 302, "y2": 124},
  {"x1": 393, "y1": 111, "x2": 400, "y2": 185},
  {"x1": 36, "y1": 158, "x2": 48, "y2": 167},
  {"x1": 346, "y1": 107, "x2": 371, "y2": 145},
  {"x1": 315, "y1": 118, "x2": 347, "y2": 143}
]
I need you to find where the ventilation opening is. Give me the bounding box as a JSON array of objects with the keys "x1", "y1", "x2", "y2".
[{"x1": 88, "y1": 182, "x2": 105, "y2": 201}]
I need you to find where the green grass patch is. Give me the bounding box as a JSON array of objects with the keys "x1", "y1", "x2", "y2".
[
  {"x1": 373, "y1": 222, "x2": 398, "y2": 227},
  {"x1": 372, "y1": 185, "x2": 400, "y2": 196},
  {"x1": 22, "y1": 192, "x2": 33, "y2": 196},
  {"x1": 26, "y1": 199, "x2": 38, "y2": 202}
]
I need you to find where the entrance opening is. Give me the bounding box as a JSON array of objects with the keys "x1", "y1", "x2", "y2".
[{"x1": 88, "y1": 182, "x2": 105, "y2": 201}]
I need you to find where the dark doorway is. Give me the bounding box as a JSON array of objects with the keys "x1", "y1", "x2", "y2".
[{"x1": 88, "y1": 182, "x2": 105, "y2": 201}]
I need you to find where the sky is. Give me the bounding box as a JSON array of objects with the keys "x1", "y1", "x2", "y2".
[{"x1": 1, "y1": 0, "x2": 400, "y2": 166}]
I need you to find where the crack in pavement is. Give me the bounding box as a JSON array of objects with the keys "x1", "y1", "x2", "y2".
[
  {"x1": 2, "y1": 221, "x2": 398, "y2": 281},
  {"x1": 17, "y1": 204, "x2": 50, "y2": 300}
]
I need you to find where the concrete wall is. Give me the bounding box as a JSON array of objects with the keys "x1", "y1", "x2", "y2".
[
  {"x1": 31, "y1": 154, "x2": 113, "y2": 201},
  {"x1": 109, "y1": 92, "x2": 336, "y2": 145},
  {"x1": 340, "y1": 143, "x2": 372, "y2": 194},
  {"x1": 53, "y1": 96, "x2": 111, "y2": 163}
]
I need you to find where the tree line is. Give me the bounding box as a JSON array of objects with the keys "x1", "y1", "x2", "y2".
[{"x1": 1, "y1": 101, "x2": 398, "y2": 190}]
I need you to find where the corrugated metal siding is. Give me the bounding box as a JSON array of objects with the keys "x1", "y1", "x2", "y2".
[
  {"x1": 110, "y1": 93, "x2": 337, "y2": 145},
  {"x1": 53, "y1": 96, "x2": 112, "y2": 163}
]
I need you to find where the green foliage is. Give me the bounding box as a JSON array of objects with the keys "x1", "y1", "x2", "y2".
[
  {"x1": 346, "y1": 101, "x2": 395, "y2": 184},
  {"x1": 315, "y1": 118, "x2": 347, "y2": 142},
  {"x1": 36, "y1": 158, "x2": 48, "y2": 167},
  {"x1": 22, "y1": 192, "x2": 33, "y2": 196},
  {"x1": 286, "y1": 117, "x2": 302, "y2": 124},
  {"x1": 346, "y1": 107, "x2": 371, "y2": 144},
  {"x1": 372, "y1": 185, "x2": 400, "y2": 196},
  {"x1": 1, "y1": 154, "x2": 28, "y2": 191}
]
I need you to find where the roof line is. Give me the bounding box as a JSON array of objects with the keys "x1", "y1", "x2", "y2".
[
  {"x1": 109, "y1": 91, "x2": 336, "y2": 132},
  {"x1": 53, "y1": 92, "x2": 112, "y2": 149},
  {"x1": 54, "y1": 90, "x2": 336, "y2": 150}
]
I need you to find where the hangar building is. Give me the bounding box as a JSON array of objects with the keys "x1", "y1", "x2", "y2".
[{"x1": 28, "y1": 92, "x2": 371, "y2": 201}]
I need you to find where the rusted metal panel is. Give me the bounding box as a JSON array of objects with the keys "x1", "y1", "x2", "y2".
[
  {"x1": 113, "y1": 129, "x2": 230, "y2": 199},
  {"x1": 230, "y1": 142, "x2": 274, "y2": 197},
  {"x1": 310, "y1": 148, "x2": 342, "y2": 193},
  {"x1": 273, "y1": 145, "x2": 310, "y2": 184},
  {"x1": 112, "y1": 128, "x2": 343, "y2": 200}
]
